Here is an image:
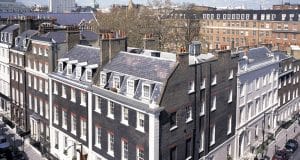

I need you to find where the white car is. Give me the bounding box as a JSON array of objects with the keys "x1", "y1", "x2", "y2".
[{"x1": 0, "y1": 136, "x2": 9, "y2": 150}]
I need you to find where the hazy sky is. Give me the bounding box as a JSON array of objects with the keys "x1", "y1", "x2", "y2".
[{"x1": 17, "y1": 0, "x2": 300, "y2": 9}]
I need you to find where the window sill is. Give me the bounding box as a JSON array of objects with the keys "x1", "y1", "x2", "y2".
[
  {"x1": 80, "y1": 136, "x2": 86, "y2": 141},
  {"x1": 169, "y1": 126, "x2": 178, "y2": 131},
  {"x1": 107, "y1": 115, "x2": 114, "y2": 120},
  {"x1": 186, "y1": 118, "x2": 193, "y2": 124},
  {"x1": 94, "y1": 109, "x2": 101, "y2": 114},
  {"x1": 185, "y1": 156, "x2": 192, "y2": 160},
  {"x1": 210, "y1": 108, "x2": 216, "y2": 112},
  {"x1": 188, "y1": 90, "x2": 195, "y2": 94},
  {"x1": 94, "y1": 144, "x2": 101, "y2": 149},
  {"x1": 62, "y1": 126, "x2": 67, "y2": 130},
  {"x1": 80, "y1": 103, "x2": 86, "y2": 107},
  {"x1": 228, "y1": 100, "x2": 232, "y2": 103},
  {"x1": 121, "y1": 120, "x2": 129, "y2": 126},
  {"x1": 71, "y1": 99, "x2": 76, "y2": 103},
  {"x1": 71, "y1": 131, "x2": 76, "y2": 136},
  {"x1": 200, "y1": 113, "x2": 205, "y2": 117},
  {"x1": 136, "y1": 127, "x2": 145, "y2": 133},
  {"x1": 227, "y1": 131, "x2": 231, "y2": 135},
  {"x1": 210, "y1": 141, "x2": 215, "y2": 146},
  {"x1": 107, "y1": 151, "x2": 114, "y2": 157}
]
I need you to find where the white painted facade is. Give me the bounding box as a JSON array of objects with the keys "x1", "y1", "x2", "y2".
[
  {"x1": 0, "y1": 42, "x2": 11, "y2": 118},
  {"x1": 234, "y1": 52, "x2": 280, "y2": 159}
]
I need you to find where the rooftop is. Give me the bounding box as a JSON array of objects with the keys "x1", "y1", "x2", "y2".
[
  {"x1": 0, "y1": 12, "x2": 95, "y2": 26},
  {"x1": 103, "y1": 52, "x2": 178, "y2": 82}
]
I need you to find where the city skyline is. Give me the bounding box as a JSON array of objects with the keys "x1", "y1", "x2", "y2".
[{"x1": 17, "y1": 0, "x2": 300, "y2": 9}]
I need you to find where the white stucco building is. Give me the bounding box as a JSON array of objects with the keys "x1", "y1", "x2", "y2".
[{"x1": 234, "y1": 47, "x2": 280, "y2": 159}]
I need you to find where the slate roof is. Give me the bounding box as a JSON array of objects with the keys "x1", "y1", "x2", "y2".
[
  {"x1": 1, "y1": 24, "x2": 19, "y2": 32},
  {"x1": 274, "y1": 51, "x2": 290, "y2": 61},
  {"x1": 239, "y1": 47, "x2": 273, "y2": 66},
  {"x1": 31, "y1": 31, "x2": 66, "y2": 43},
  {"x1": 0, "y1": 12, "x2": 96, "y2": 26},
  {"x1": 62, "y1": 45, "x2": 101, "y2": 65},
  {"x1": 103, "y1": 52, "x2": 178, "y2": 82},
  {"x1": 0, "y1": 25, "x2": 7, "y2": 31},
  {"x1": 80, "y1": 30, "x2": 98, "y2": 41},
  {"x1": 13, "y1": 30, "x2": 38, "y2": 51}
]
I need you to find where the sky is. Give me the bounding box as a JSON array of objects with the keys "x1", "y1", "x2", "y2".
[{"x1": 17, "y1": 0, "x2": 300, "y2": 9}]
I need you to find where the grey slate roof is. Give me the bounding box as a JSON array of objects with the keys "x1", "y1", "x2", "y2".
[
  {"x1": 239, "y1": 47, "x2": 273, "y2": 65},
  {"x1": 62, "y1": 45, "x2": 101, "y2": 65},
  {"x1": 31, "y1": 31, "x2": 66, "y2": 43},
  {"x1": 0, "y1": 12, "x2": 96, "y2": 26},
  {"x1": 80, "y1": 30, "x2": 98, "y2": 41},
  {"x1": 0, "y1": 25, "x2": 7, "y2": 31},
  {"x1": 1, "y1": 24, "x2": 19, "y2": 33},
  {"x1": 103, "y1": 52, "x2": 178, "y2": 82},
  {"x1": 274, "y1": 51, "x2": 290, "y2": 61},
  {"x1": 13, "y1": 30, "x2": 38, "y2": 51}
]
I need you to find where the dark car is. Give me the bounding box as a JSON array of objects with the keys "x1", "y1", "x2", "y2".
[
  {"x1": 272, "y1": 150, "x2": 289, "y2": 160},
  {"x1": 285, "y1": 139, "x2": 298, "y2": 153}
]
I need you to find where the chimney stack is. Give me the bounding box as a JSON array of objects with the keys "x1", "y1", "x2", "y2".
[
  {"x1": 99, "y1": 31, "x2": 128, "y2": 65},
  {"x1": 66, "y1": 25, "x2": 80, "y2": 51}
]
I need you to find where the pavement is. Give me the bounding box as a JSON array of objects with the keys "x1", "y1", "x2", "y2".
[{"x1": 0, "y1": 120, "x2": 47, "y2": 160}]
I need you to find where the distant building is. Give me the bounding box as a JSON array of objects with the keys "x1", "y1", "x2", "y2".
[
  {"x1": 199, "y1": 9, "x2": 300, "y2": 51},
  {"x1": 0, "y1": 0, "x2": 30, "y2": 12},
  {"x1": 273, "y1": 3, "x2": 300, "y2": 10},
  {"x1": 49, "y1": 0, "x2": 76, "y2": 13}
]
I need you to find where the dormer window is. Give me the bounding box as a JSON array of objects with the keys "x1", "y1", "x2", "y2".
[
  {"x1": 58, "y1": 62, "x2": 63, "y2": 73},
  {"x1": 86, "y1": 69, "x2": 92, "y2": 82},
  {"x1": 67, "y1": 64, "x2": 72, "y2": 75},
  {"x1": 113, "y1": 76, "x2": 120, "y2": 89},
  {"x1": 76, "y1": 66, "x2": 82, "y2": 80},
  {"x1": 142, "y1": 84, "x2": 151, "y2": 99},
  {"x1": 127, "y1": 80, "x2": 135, "y2": 95},
  {"x1": 100, "y1": 72, "x2": 107, "y2": 86},
  {"x1": 15, "y1": 37, "x2": 20, "y2": 47}
]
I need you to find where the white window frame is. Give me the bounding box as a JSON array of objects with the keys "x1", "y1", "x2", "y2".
[
  {"x1": 86, "y1": 69, "x2": 92, "y2": 82},
  {"x1": 122, "y1": 139, "x2": 129, "y2": 160},
  {"x1": 211, "y1": 74, "x2": 217, "y2": 85},
  {"x1": 211, "y1": 96, "x2": 216, "y2": 111},
  {"x1": 210, "y1": 124, "x2": 215, "y2": 146},
  {"x1": 62, "y1": 110, "x2": 67, "y2": 129},
  {"x1": 62, "y1": 85, "x2": 66, "y2": 98},
  {"x1": 113, "y1": 76, "x2": 120, "y2": 89},
  {"x1": 95, "y1": 126, "x2": 101, "y2": 148},
  {"x1": 107, "y1": 132, "x2": 114, "y2": 156},
  {"x1": 227, "y1": 116, "x2": 232, "y2": 134},
  {"x1": 137, "y1": 112, "x2": 145, "y2": 132},
  {"x1": 71, "y1": 88, "x2": 76, "y2": 102},
  {"x1": 71, "y1": 114, "x2": 76, "y2": 135},
  {"x1": 142, "y1": 84, "x2": 151, "y2": 99},
  {"x1": 80, "y1": 118, "x2": 87, "y2": 140},
  {"x1": 80, "y1": 91, "x2": 86, "y2": 106},
  {"x1": 67, "y1": 64, "x2": 72, "y2": 75},
  {"x1": 186, "y1": 106, "x2": 192, "y2": 123},
  {"x1": 121, "y1": 106, "x2": 129, "y2": 125},
  {"x1": 127, "y1": 80, "x2": 135, "y2": 95},
  {"x1": 107, "y1": 101, "x2": 114, "y2": 119}
]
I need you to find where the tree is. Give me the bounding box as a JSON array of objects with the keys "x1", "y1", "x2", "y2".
[{"x1": 92, "y1": 0, "x2": 203, "y2": 52}]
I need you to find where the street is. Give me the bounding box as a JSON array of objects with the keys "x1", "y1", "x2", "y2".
[
  {"x1": 289, "y1": 136, "x2": 300, "y2": 160},
  {"x1": 0, "y1": 120, "x2": 46, "y2": 160}
]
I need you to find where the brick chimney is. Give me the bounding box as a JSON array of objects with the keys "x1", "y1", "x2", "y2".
[
  {"x1": 99, "y1": 31, "x2": 127, "y2": 65},
  {"x1": 66, "y1": 25, "x2": 80, "y2": 51}
]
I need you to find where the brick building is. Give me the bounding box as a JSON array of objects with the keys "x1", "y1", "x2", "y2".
[{"x1": 200, "y1": 9, "x2": 300, "y2": 51}]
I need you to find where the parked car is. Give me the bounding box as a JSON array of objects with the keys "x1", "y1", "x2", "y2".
[
  {"x1": 272, "y1": 150, "x2": 289, "y2": 160},
  {"x1": 285, "y1": 139, "x2": 298, "y2": 153},
  {"x1": 0, "y1": 136, "x2": 9, "y2": 151}
]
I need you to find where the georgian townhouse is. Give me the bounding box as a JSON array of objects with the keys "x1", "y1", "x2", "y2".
[
  {"x1": 235, "y1": 47, "x2": 281, "y2": 159},
  {"x1": 91, "y1": 49, "x2": 178, "y2": 160},
  {"x1": 0, "y1": 24, "x2": 19, "y2": 126},
  {"x1": 49, "y1": 32, "x2": 127, "y2": 160},
  {"x1": 9, "y1": 29, "x2": 38, "y2": 134},
  {"x1": 25, "y1": 28, "x2": 80, "y2": 156},
  {"x1": 276, "y1": 52, "x2": 300, "y2": 125}
]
